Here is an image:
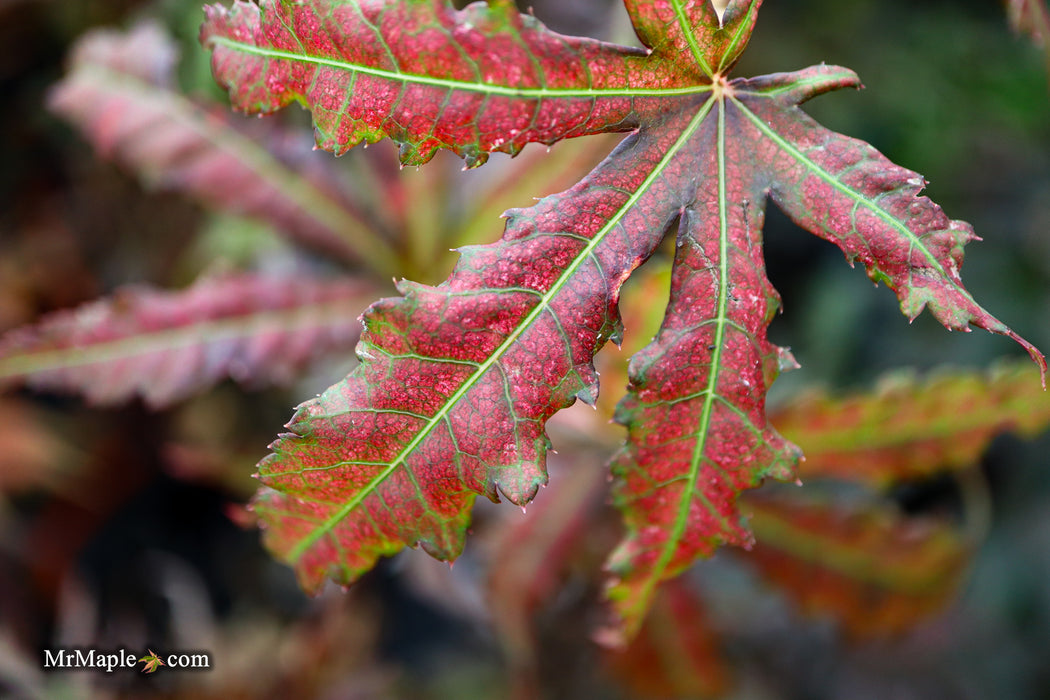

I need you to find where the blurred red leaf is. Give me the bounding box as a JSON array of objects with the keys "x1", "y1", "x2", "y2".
[
  {"x1": 49, "y1": 21, "x2": 398, "y2": 271},
  {"x1": 773, "y1": 363, "x2": 1050, "y2": 486},
  {"x1": 606, "y1": 579, "x2": 732, "y2": 699},
  {"x1": 0, "y1": 272, "x2": 376, "y2": 408},
  {"x1": 745, "y1": 491, "x2": 971, "y2": 637}
]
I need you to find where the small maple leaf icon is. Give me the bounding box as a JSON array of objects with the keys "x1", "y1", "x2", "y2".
[{"x1": 138, "y1": 650, "x2": 165, "y2": 674}]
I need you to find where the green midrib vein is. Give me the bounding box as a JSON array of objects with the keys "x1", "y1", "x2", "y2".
[
  {"x1": 633, "y1": 93, "x2": 732, "y2": 616},
  {"x1": 670, "y1": 0, "x2": 713, "y2": 77},
  {"x1": 286, "y1": 99, "x2": 718, "y2": 563},
  {"x1": 206, "y1": 37, "x2": 713, "y2": 99}
]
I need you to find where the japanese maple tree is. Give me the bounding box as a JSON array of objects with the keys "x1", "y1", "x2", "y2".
[{"x1": 198, "y1": 0, "x2": 1044, "y2": 639}]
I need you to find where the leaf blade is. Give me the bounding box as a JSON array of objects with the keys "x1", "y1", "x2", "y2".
[
  {"x1": 200, "y1": 0, "x2": 709, "y2": 166},
  {"x1": 732, "y1": 68, "x2": 1045, "y2": 377},
  {"x1": 0, "y1": 273, "x2": 375, "y2": 408},
  {"x1": 605, "y1": 92, "x2": 800, "y2": 639}
]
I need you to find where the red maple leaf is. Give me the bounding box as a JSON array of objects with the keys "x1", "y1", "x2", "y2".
[{"x1": 201, "y1": 0, "x2": 1044, "y2": 638}]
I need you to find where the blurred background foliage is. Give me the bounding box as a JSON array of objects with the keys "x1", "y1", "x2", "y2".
[{"x1": 0, "y1": 0, "x2": 1048, "y2": 698}]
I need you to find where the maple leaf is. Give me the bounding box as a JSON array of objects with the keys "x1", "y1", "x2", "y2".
[
  {"x1": 0, "y1": 273, "x2": 376, "y2": 408},
  {"x1": 201, "y1": 0, "x2": 1044, "y2": 636},
  {"x1": 139, "y1": 649, "x2": 165, "y2": 674}
]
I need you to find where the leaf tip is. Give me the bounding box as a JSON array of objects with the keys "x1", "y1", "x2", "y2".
[
  {"x1": 1011, "y1": 333, "x2": 1048, "y2": 388},
  {"x1": 777, "y1": 346, "x2": 800, "y2": 373}
]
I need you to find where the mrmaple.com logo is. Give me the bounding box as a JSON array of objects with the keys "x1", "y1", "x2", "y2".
[{"x1": 43, "y1": 648, "x2": 210, "y2": 673}]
